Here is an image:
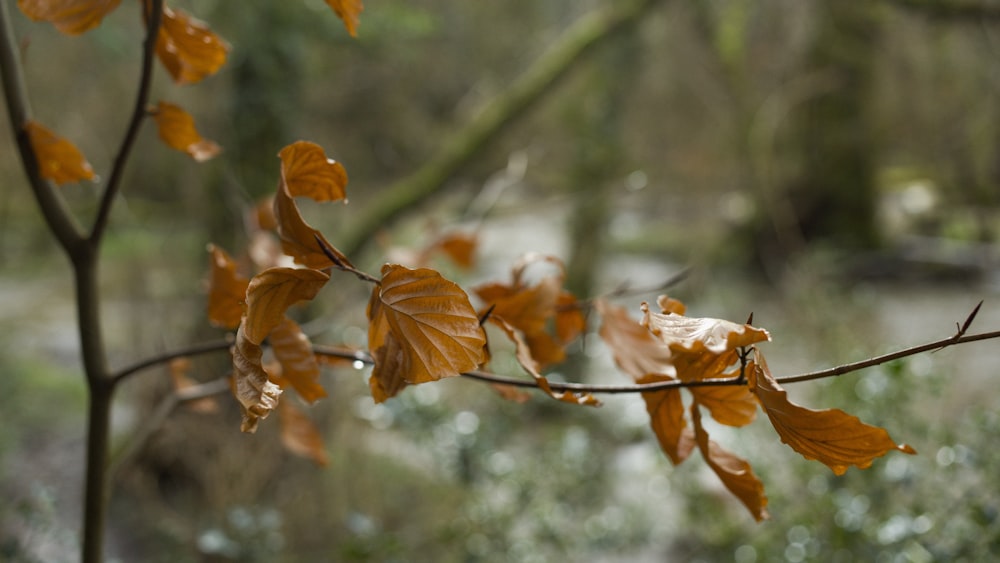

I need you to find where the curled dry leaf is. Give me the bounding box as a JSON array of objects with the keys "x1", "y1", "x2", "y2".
[
  {"x1": 325, "y1": 0, "x2": 364, "y2": 37},
  {"x1": 23, "y1": 121, "x2": 95, "y2": 185},
  {"x1": 641, "y1": 302, "x2": 770, "y2": 355},
  {"x1": 243, "y1": 267, "x2": 329, "y2": 345},
  {"x1": 206, "y1": 244, "x2": 249, "y2": 329},
  {"x1": 273, "y1": 170, "x2": 352, "y2": 270},
  {"x1": 232, "y1": 324, "x2": 282, "y2": 433},
  {"x1": 155, "y1": 5, "x2": 229, "y2": 85},
  {"x1": 152, "y1": 101, "x2": 221, "y2": 161},
  {"x1": 279, "y1": 141, "x2": 348, "y2": 202},
  {"x1": 367, "y1": 265, "x2": 486, "y2": 402},
  {"x1": 18, "y1": 0, "x2": 121, "y2": 35},
  {"x1": 691, "y1": 404, "x2": 769, "y2": 521},
  {"x1": 749, "y1": 349, "x2": 916, "y2": 475},
  {"x1": 638, "y1": 374, "x2": 693, "y2": 465},
  {"x1": 270, "y1": 317, "x2": 327, "y2": 403},
  {"x1": 278, "y1": 400, "x2": 329, "y2": 466}
]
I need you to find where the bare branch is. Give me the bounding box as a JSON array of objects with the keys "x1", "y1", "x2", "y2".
[
  {"x1": 0, "y1": 0, "x2": 86, "y2": 249},
  {"x1": 90, "y1": 0, "x2": 164, "y2": 244}
]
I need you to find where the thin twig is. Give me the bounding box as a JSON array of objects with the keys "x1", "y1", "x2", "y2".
[
  {"x1": 314, "y1": 234, "x2": 380, "y2": 284},
  {"x1": 111, "y1": 338, "x2": 234, "y2": 386},
  {"x1": 90, "y1": 0, "x2": 164, "y2": 244},
  {"x1": 114, "y1": 322, "x2": 1000, "y2": 395}
]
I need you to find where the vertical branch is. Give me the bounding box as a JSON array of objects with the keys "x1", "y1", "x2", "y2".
[
  {"x1": 89, "y1": 0, "x2": 163, "y2": 244},
  {"x1": 0, "y1": 0, "x2": 86, "y2": 248}
]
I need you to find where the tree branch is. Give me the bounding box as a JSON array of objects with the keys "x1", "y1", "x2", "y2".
[
  {"x1": 89, "y1": 0, "x2": 163, "y2": 244},
  {"x1": 111, "y1": 325, "x2": 1000, "y2": 397},
  {"x1": 0, "y1": 0, "x2": 87, "y2": 250}
]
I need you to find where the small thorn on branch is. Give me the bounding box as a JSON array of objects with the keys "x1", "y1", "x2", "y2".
[{"x1": 959, "y1": 300, "x2": 983, "y2": 336}]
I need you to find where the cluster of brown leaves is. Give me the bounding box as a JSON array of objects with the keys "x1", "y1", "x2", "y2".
[
  {"x1": 203, "y1": 138, "x2": 915, "y2": 518},
  {"x1": 16, "y1": 0, "x2": 363, "y2": 183},
  {"x1": 20, "y1": 1, "x2": 919, "y2": 518}
]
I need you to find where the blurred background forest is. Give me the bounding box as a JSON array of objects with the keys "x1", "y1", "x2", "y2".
[{"x1": 2, "y1": 0, "x2": 1000, "y2": 561}]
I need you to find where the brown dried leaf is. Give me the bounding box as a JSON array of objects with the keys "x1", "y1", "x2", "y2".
[
  {"x1": 474, "y1": 255, "x2": 578, "y2": 369},
  {"x1": 18, "y1": 0, "x2": 121, "y2": 35},
  {"x1": 491, "y1": 317, "x2": 600, "y2": 407},
  {"x1": 270, "y1": 317, "x2": 326, "y2": 403},
  {"x1": 418, "y1": 231, "x2": 478, "y2": 270},
  {"x1": 278, "y1": 400, "x2": 329, "y2": 466},
  {"x1": 748, "y1": 350, "x2": 916, "y2": 475},
  {"x1": 690, "y1": 384, "x2": 757, "y2": 427},
  {"x1": 692, "y1": 404, "x2": 769, "y2": 521},
  {"x1": 232, "y1": 324, "x2": 282, "y2": 433},
  {"x1": 243, "y1": 267, "x2": 329, "y2": 345},
  {"x1": 279, "y1": 141, "x2": 348, "y2": 202},
  {"x1": 595, "y1": 299, "x2": 675, "y2": 381},
  {"x1": 641, "y1": 302, "x2": 770, "y2": 355},
  {"x1": 273, "y1": 175, "x2": 351, "y2": 270},
  {"x1": 155, "y1": 5, "x2": 229, "y2": 85},
  {"x1": 325, "y1": 0, "x2": 363, "y2": 37},
  {"x1": 367, "y1": 265, "x2": 486, "y2": 401},
  {"x1": 638, "y1": 373, "x2": 693, "y2": 465},
  {"x1": 24, "y1": 120, "x2": 95, "y2": 184},
  {"x1": 152, "y1": 101, "x2": 221, "y2": 161},
  {"x1": 206, "y1": 244, "x2": 249, "y2": 329}
]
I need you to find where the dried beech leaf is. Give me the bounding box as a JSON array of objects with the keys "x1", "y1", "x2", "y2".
[
  {"x1": 555, "y1": 293, "x2": 586, "y2": 344},
  {"x1": 491, "y1": 317, "x2": 600, "y2": 407},
  {"x1": 206, "y1": 244, "x2": 249, "y2": 329},
  {"x1": 153, "y1": 101, "x2": 221, "y2": 161},
  {"x1": 690, "y1": 383, "x2": 757, "y2": 427},
  {"x1": 672, "y1": 348, "x2": 741, "y2": 383},
  {"x1": 692, "y1": 404, "x2": 769, "y2": 521},
  {"x1": 367, "y1": 265, "x2": 486, "y2": 401},
  {"x1": 279, "y1": 141, "x2": 348, "y2": 202},
  {"x1": 595, "y1": 299, "x2": 675, "y2": 381},
  {"x1": 638, "y1": 374, "x2": 693, "y2": 465},
  {"x1": 243, "y1": 267, "x2": 329, "y2": 345},
  {"x1": 749, "y1": 350, "x2": 915, "y2": 475},
  {"x1": 270, "y1": 317, "x2": 326, "y2": 403},
  {"x1": 490, "y1": 383, "x2": 532, "y2": 404},
  {"x1": 233, "y1": 324, "x2": 282, "y2": 433},
  {"x1": 278, "y1": 400, "x2": 329, "y2": 466},
  {"x1": 641, "y1": 302, "x2": 770, "y2": 355},
  {"x1": 252, "y1": 196, "x2": 278, "y2": 232},
  {"x1": 24, "y1": 121, "x2": 95, "y2": 184},
  {"x1": 273, "y1": 176, "x2": 351, "y2": 270},
  {"x1": 325, "y1": 0, "x2": 363, "y2": 37},
  {"x1": 474, "y1": 256, "x2": 578, "y2": 369},
  {"x1": 18, "y1": 0, "x2": 121, "y2": 35},
  {"x1": 155, "y1": 5, "x2": 229, "y2": 85},
  {"x1": 419, "y1": 231, "x2": 477, "y2": 270}
]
